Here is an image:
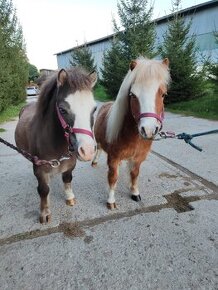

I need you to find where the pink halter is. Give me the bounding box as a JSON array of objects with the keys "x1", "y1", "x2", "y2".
[
  {"x1": 138, "y1": 112, "x2": 164, "y2": 125},
  {"x1": 129, "y1": 92, "x2": 164, "y2": 126},
  {"x1": 56, "y1": 104, "x2": 94, "y2": 142}
]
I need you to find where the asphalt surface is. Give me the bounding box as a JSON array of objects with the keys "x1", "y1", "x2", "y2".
[{"x1": 0, "y1": 105, "x2": 218, "y2": 290}]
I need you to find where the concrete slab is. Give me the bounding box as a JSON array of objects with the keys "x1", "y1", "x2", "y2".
[
  {"x1": 152, "y1": 112, "x2": 218, "y2": 185},
  {"x1": 0, "y1": 201, "x2": 217, "y2": 290},
  {"x1": 0, "y1": 126, "x2": 210, "y2": 239},
  {"x1": 0, "y1": 111, "x2": 218, "y2": 290}
]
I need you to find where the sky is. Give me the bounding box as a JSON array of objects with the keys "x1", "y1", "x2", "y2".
[{"x1": 12, "y1": 0, "x2": 208, "y2": 70}]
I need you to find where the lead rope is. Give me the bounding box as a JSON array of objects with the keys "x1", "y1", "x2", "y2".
[
  {"x1": 1, "y1": 129, "x2": 218, "y2": 163},
  {"x1": 155, "y1": 129, "x2": 218, "y2": 152},
  {"x1": 0, "y1": 137, "x2": 71, "y2": 167}
]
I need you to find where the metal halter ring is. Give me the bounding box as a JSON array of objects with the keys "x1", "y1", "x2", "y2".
[{"x1": 49, "y1": 159, "x2": 61, "y2": 168}]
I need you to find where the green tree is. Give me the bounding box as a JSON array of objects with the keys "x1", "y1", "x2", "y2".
[
  {"x1": 101, "y1": 39, "x2": 126, "y2": 99},
  {"x1": 70, "y1": 44, "x2": 97, "y2": 73},
  {"x1": 101, "y1": 0, "x2": 156, "y2": 98},
  {"x1": 0, "y1": 0, "x2": 28, "y2": 112},
  {"x1": 207, "y1": 32, "x2": 218, "y2": 93},
  {"x1": 28, "y1": 63, "x2": 39, "y2": 82},
  {"x1": 209, "y1": 63, "x2": 218, "y2": 94},
  {"x1": 159, "y1": 0, "x2": 207, "y2": 103},
  {"x1": 114, "y1": 0, "x2": 156, "y2": 60}
]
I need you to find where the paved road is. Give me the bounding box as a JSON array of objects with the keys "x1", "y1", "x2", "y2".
[{"x1": 0, "y1": 111, "x2": 217, "y2": 290}]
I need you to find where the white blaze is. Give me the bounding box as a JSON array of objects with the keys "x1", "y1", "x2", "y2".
[
  {"x1": 131, "y1": 81, "x2": 161, "y2": 138},
  {"x1": 65, "y1": 90, "x2": 96, "y2": 161}
]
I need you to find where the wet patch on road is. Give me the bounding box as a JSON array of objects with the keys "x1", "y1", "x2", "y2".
[
  {"x1": 0, "y1": 191, "x2": 217, "y2": 247},
  {"x1": 1, "y1": 149, "x2": 217, "y2": 247},
  {"x1": 84, "y1": 235, "x2": 94, "y2": 244},
  {"x1": 164, "y1": 191, "x2": 194, "y2": 213},
  {"x1": 59, "y1": 222, "x2": 85, "y2": 238},
  {"x1": 152, "y1": 151, "x2": 218, "y2": 193},
  {"x1": 159, "y1": 173, "x2": 178, "y2": 179}
]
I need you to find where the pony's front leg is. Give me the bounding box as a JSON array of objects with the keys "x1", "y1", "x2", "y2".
[
  {"x1": 107, "y1": 157, "x2": 120, "y2": 210},
  {"x1": 34, "y1": 168, "x2": 51, "y2": 224},
  {"x1": 91, "y1": 144, "x2": 102, "y2": 167},
  {"x1": 128, "y1": 160, "x2": 142, "y2": 202},
  {"x1": 62, "y1": 170, "x2": 76, "y2": 206}
]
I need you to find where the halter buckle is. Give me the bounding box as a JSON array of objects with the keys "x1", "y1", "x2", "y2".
[{"x1": 49, "y1": 159, "x2": 60, "y2": 168}]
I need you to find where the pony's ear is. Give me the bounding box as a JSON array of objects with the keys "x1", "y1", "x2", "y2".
[
  {"x1": 89, "y1": 71, "x2": 98, "y2": 88},
  {"x1": 57, "y1": 69, "x2": 68, "y2": 87},
  {"x1": 130, "y1": 60, "x2": 137, "y2": 71},
  {"x1": 162, "y1": 58, "x2": 169, "y2": 67}
]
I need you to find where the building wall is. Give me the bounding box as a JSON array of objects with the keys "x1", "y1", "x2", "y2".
[
  {"x1": 56, "y1": 38, "x2": 112, "y2": 75},
  {"x1": 56, "y1": 51, "x2": 73, "y2": 69},
  {"x1": 88, "y1": 40, "x2": 112, "y2": 74},
  {"x1": 155, "y1": 5, "x2": 218, "y2": 62},
  {"x1": 56, "y1": 2, "x2": 218, "y2": 77}
]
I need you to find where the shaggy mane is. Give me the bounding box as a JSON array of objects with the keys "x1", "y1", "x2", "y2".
[{"x1": 36, "y1": 67, "x2": 92, "y2": 117}]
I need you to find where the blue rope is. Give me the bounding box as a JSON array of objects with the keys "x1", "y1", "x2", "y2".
[{"x1": 176, "y1": 129, "x2": 218, "y2": 152}]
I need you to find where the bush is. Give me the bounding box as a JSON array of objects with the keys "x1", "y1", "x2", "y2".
[{"x1": 0, "y1": 0, "x2": 28, "y2": 112}]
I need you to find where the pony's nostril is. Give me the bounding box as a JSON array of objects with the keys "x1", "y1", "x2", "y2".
[
  {"x1": 154, "y1": 126, "x2": 159, "y2": 135},
  {"x1": 80, "y1": 146, "x2": 85, "y2": 156},
  {"x1": 140, "y1": 127, "x2": 147, "y2": 138}
]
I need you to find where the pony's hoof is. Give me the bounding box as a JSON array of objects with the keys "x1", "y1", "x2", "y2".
[
  {"x1": 107, "y1": 202, "x2": 117, "y2": 210},
  {"x1": 39, "y1": 213, "x2": 51, "y2": 224},
  {"x1": 66, "y1": 198, "x2": 76, "y2": 206},
  {"x1": 131, "y1": 194, "x2": 141, "y2": 202},
  {"x1": 91, "y1": 161, "x2": 98, "y2": 167}
]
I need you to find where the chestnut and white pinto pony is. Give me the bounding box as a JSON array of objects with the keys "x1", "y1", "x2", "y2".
[
  {"x1": 92, "y1": 56, "x2": 170, "y2": 209},
  {"x1": 15, "y1": 68, "x2": 97, "y2": 223}
]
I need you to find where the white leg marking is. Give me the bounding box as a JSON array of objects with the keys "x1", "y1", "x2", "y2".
[
  {"x1": 108, "y1": 188, "x2": 116, "y2": 204},
  {"x1": 107, "y1": 164, "x2": 119, "y2": 205},
  {"x1": 131, "y1": 186, "x2": 139, "y2": 196},
  {"x1": 64, "y1": 182, "x2": 75, "y2": 200}
]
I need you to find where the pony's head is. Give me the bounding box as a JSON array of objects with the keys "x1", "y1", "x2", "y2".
[
  {"x1": 38, "y1": 67, "x2": 97, "y2": 161},
  {"x1": 106, "y1": 57, "x2": 170, "y2": 143},
  {"x1": 56, "y1": 68, "x2": 97, "y2": 161},
  {"x1": 129, "y1": 57, "x2": 170, "y2": 139}
]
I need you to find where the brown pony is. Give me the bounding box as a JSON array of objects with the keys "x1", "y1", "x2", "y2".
[
  {"x1": 15, "y1": 68, "x2": 97, "y2": 223},
  {"x1": 92, "y1": 56, "x2": 170, "y2": 209}
]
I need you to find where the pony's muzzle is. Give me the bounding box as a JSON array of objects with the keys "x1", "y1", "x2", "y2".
[
  {"x1": 139, "y1": 125, "x2": 160, "y2": 139},
  {"x1": 139, "y1": 114, "x2": 162, "y2": 139},
  {"x1": 77, "y1": 143, "x2": 96, "y2": 161}
]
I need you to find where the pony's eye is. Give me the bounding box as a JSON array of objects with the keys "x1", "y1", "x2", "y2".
[
  {"x1": 59, "y1": 107, "x2": 67, "y2": 115},
  {"x1": 162, "y1": 93, "x2": 168, "y2": 98}
]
